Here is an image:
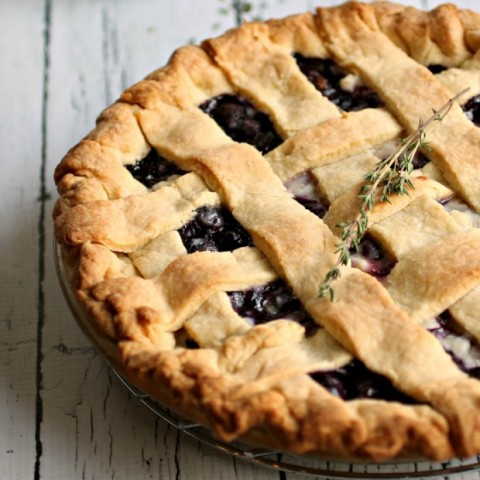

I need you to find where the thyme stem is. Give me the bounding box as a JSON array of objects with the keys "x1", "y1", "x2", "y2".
[{"x1": 319, "y1": 87, "x2": 469, "y2": 301}]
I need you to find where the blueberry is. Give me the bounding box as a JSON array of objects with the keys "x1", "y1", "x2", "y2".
[
  {"x1": 463, "y1": 95, "x2": 480, "y2": 127},
  {"x1": 126, "y1": 149, "x2": 184, "y2": 188},
  {"x1": 198, "y1": 208, "x2": 224, "y2": 229},
  {"x1": 178, "y1": 206, "x2": 252, "y2": 253},
  {"x1": 367, "y1": 259, "x2": 395, "y2": 277},
  {"x1": 351, "y1": 236, "x2": 395, "y2": 278},
  {"x1": 358, "y1": 238, "x2": 381, "y2": 260},
  {"x1": 294, "y1": 54, "x2": 383, "y2": 112},
  {"x1": 218, "y1": 228, "x2": 250, "y2": 251},
  {"x1": 357, "y1": 383, "x2": 378, "y2": 399},
  {"x1": 189, "y1": 238, "x2": 217, "y2": 252},
  {"x1": 250, "y1": 289, "x2": 265, "y2": 314},
  {"x1": 427, "y1": 64, "x2": 448, "y2": 74},
  {"x1": 295, "y1": 196, "x2": 328, "y2": 219},
  {"x1": 317, "y1": 374, "x2": 347, "y2": 399},
  {"x1": 312, "y1": 360, "x2": 415, "y2": 402},
  {"x1": 411, "y1": 151, "x2": 430, "y2": 169},
  {"x1": 227, "y1": 280, "x2": 319, "y2": 335},
  {"x1": 228, "y1": 291, "x2": 245, "y2": 311}
]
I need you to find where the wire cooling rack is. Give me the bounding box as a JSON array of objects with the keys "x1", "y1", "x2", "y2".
[
  {"x1": 55, "y1": 241, "x2": 480, "y2": 479},
  {"x1": 110, "y1": 368, "x2": 480, "y2": 479}
]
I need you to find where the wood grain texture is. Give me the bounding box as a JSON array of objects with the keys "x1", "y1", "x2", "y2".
[
  {"x1": 0, "y1": 1, "x2": 46, "y2": 479},
  {"x1": 1, "y1": 0, "x2": 480, "y2": 479}
]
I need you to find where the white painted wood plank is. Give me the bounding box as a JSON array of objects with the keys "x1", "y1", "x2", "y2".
[{"x1": 0, "y1": 1, "x2": 46, "y2": 478}]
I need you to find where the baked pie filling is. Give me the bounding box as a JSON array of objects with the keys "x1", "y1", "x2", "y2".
[{"x1": 54, "y1": 1, "x2": 480, "y2": 462}]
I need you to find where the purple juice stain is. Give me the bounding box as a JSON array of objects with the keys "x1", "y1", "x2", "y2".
[
  {"x1": 351, "y1": 235, "x2": 395, "y2": 278},
  {"x1": 286, "y1": 172, "x2": 329, "y2": 219},
  {"x1": 427, "y1": 313, "x2": 480, "y2": 379}
]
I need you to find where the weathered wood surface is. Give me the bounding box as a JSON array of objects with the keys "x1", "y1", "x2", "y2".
[{"x1": 1, "y1": 0, "x2": 480, "y2": 479}]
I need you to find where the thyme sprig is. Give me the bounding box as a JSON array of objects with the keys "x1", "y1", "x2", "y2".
[{"x1": 319, "y1": 88, "x2": 469, "y2": 301}]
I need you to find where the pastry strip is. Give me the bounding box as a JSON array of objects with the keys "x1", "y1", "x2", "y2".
[
  {"x1": 323, "y1": 177, "x2": 452, "y2": 237},
  {"x1": 265, "y1": 108, "x2": 401, "y2": 181},
  {"x1": 316, "y1": 2, "x2": 480, "y2": 212},
  {"x1": 88, "y1": 247, "x2": 276, "y2": 335},
  {"x1": 312, "y1": 151, "x2": 379, "y2": 204},
  {"x1": 368, "y1": 196, "x2": 480, "y2": 340},
  {"x1": 369, "y1": 195, "x2": 461, "y2": 260},
  {"x1": 122, "y1": 46, "x2": 235, "y2": 110},
  {"x1": 55, "y1": 172, "x2": 219, "y2": 252},
  {"x1": 387, "y1": 230, "x2": 480, "y2": 325},
  {"x1": 449, "y1": 286, "x2": 480, "y2": 341},
  {"x1": 203, "y1": 22, "x2": 341, "y2": 136},
  {"x1": 266, "y1": 12, "x2": 329, "y2": 58}
]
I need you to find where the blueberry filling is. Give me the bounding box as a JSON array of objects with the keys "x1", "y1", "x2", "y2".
[
  {"x1": 286, "y1": 174, "x2": 393, "y2": 276},
  {"x1": 178, "y1": 206, "x2": 252, "y2": 253},
  {"x1": 427, "y1": 64, "x2": 448, "y2": 74},
  {"x1": 175, "y1": 328, "x2": 200, "y2": 349},
  {"x1": 295, "y1": 196, "x2": 329, "y2": 219},
  {"x1": 286, "y1": 172, "x2": 329, "y2": 219},
  {"x1": 228, "y1": 279, "x2": 319, "y2": 337},
  {"x1": 311, "y1": 312, "x2": 480, "y2": 402},
  {"x1": 199, "y1": 94, "x2": 283, "y2": 154},
  {"x1": 311, "y1": 359, "x2": 414, "y2": 402},
  {"x1": 126, "y1": 149, "x2": 184, "y2": 188},
  {"x1": 350, "y1": 235, "x2": 395, "y2": 278},
  {"x1": 463, "y1": 95, "x2": 480, "y2": 127},
  {"x1": 411, "y1": 151, "x2": 430, "y2": 169},
  {"x1": 294, "y1": 54, "x2": 383, "y2": 112},
  {"x1": 185, "y1": 337, "x2": 200, "y2": 349},
  {"x1": 427, "y1": 313, "x2": 480, "y2": 378}
]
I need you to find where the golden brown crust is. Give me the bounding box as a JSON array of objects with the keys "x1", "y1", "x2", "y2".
[
  {"x1": 265, "y1": 108, "x2": 402, "y2": 181},
  {"x1": 315, "y1": 2, "x2": 480, "y2": 212},
  {"x1": 324, "y1": 176, "x2": 453, "y2": 236},
  {"x1": 372, "y1": 2, "x2": 472, "y2": 66},
  {"x1": 53, "y1": 1, "x2": 480, "y2": 462},
  {"x1": 387, "y1": 230, "x2": 480, "y2": 324},
  {"x1": 202, "y1": 21, "x2": 340, "y2": 136}
]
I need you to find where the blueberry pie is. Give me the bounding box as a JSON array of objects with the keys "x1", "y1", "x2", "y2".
[{"x1": 54, "y1": 1, "x2": 480, "y2": 461}]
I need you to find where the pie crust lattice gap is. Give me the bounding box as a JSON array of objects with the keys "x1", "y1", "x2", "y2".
[{"x1": 53, "y1": 1, "x2": 480, "y2": 462}]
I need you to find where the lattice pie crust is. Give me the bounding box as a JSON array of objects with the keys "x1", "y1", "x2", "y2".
[{"x1": 54, "y1": 1, "x2": 480, "y2": 461}]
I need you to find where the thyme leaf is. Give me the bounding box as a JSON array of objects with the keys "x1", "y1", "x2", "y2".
[{"x1": 318, "y1": 88, "x2": 469, "y2": 300}]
